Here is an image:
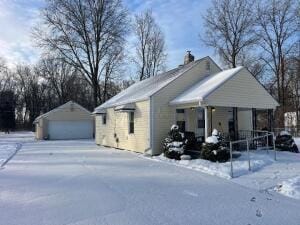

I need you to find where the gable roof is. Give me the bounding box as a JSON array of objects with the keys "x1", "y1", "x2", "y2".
[
  {"x1": 170, "y1": 66, "x2": 279, "y2": 108},
  {"x1": 33, "y1": 101, "x2": 91, "y2": 123},
  {"x1": 170, "y1": 67, "x2": 244, "y2": 105},
  {"x1": 94, "y1": 57, "x2": 210, "y2": 112}
]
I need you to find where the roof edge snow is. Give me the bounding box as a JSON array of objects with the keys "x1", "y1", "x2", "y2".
[
  {"x1": 33, "y1": 101, "x2": 91, "y2": 123},
  {"x1": 94, "y1": 56, "x2": 210, "y2": 112},
  {"x1": 170, "y1": 67, "x2": 244, "y2": 105}
]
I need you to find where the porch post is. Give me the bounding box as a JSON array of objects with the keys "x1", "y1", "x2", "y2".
[
  {"x1": 267, "y1": 109, "x2": 274, "y2": 132},
  {"x1": 233, "y1": 107, "x2": 238, "y2": 140},
  {"x1": 252, "y1": 108, "x2": 257, "y2": 130},
  {"x1": 204, "y1": 106, "x2": 208, "y2": 139}
]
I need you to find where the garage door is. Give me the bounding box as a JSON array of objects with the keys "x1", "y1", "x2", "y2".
[{"x1": 48, "y1": 120, "x2": 93, "y2": 140}]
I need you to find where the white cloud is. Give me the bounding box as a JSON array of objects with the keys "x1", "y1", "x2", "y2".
[{"x1": 0, "y1": 0, "x2": 43, "y2": 67}]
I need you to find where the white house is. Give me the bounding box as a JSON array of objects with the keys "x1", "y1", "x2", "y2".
[
  {"x1": 93, "y1": 53, "x2": 279, "y2": 155},
  {"x1": 34, "y1": 101, "x2": 94, "y2": 140}
]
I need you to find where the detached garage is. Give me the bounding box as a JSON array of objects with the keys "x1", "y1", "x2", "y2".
[{"x1": 34, "y1": 101, "x2": 94, "y2": 140}]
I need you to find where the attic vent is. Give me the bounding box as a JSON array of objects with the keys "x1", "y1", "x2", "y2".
[
  {"x1": 206, "y1": 60, "x2": 210, "y2": 71},
  {"x1": 70, "y1": 103, "x2": 74, "y2": 111}
]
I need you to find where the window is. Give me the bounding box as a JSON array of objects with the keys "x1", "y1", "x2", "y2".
[
  {"x1": 102, "y1": 114, "x2": 106, "y2": 125},
  {"x1": 196, "y1": 108, "x2": 205, "y2": 140},
  {"x1": 176, "y1": 109, "x2": 185, "y2": 114},
  {"x1": 197, "y1": 108, "x2": 205, "y2": 129},
  {"x1": 176, "y1": 109, "x2": 185, "y2": 132},
  {"x1": 129, "y1": 112, "x2": 134, "y2": 134},
  {"x1": 176, "y1": 121, "x2": 186, "y2": 132}
]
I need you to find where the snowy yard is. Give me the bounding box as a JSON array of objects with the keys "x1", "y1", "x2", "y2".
[
  {"x1": 149, "y1": 139, "x2": 300, "y2": 200},
  {"x1": 0, "y1": 132, "x2": 34, "y2": 166},
  {"x1": 0, "y1": 133, "x2": 299, "y2": 225}
]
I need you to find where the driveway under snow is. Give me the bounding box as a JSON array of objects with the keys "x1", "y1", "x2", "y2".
[{"x1": 0, "y1": 134, "x2": 299, "y2": 225}]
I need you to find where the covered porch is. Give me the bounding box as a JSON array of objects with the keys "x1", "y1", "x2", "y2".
[
  {"x1": 168, "y1": 66, "x2": 278, "y2": 143},
  {"x1": 172, "y1": 104, "x2": 274, "y2": 143}
]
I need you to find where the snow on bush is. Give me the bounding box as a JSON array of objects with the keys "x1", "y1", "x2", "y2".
[
  {"x1": 280, "y1": 130, "x2": 291, "y2": 136},
  {"x1": 205, "y1": 136, "x2": 219, "y2": 144},
  {"x1": 275, "y1": 176, "x2": 300, "y2": 200},
  {"x1": 212, "y1": 129, "x2": 219, "y2": 136},
  {"x1": 170, "y1": 124, "x2": 179, "y2": 131}
]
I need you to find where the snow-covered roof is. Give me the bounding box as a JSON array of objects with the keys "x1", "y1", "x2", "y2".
[
  {"x1": 94, "y1": 57, "x2": 208, "y2": 112},
  {"x1": 114, "y1": 103, "x2": 136, "y2": 111},
  {"x1": 33, "y1": 101, "x2": 91, "y2": 123},
  {"x1": 170, "y1": 67, "x2": 244, "y2": 105}
]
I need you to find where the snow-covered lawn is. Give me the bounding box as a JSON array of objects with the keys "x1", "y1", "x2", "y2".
[
  {"x1": 149, "y1": 150, "x2": 275, "y2": 179},
  {"x1": 275, "y1": 176, "x2": 300, "y2": 200},
  {"x1": 0, "y1": 133, "x2": 299, "y2": 225},
  {"x1": 149, "y1": 149, "x2": 300, "y2": 200},
  {"x1": 0, "y1": 131, "x2": 34, "y2": 166}
]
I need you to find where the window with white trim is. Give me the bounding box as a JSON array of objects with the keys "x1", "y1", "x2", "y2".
[
  {"x1": 176, "y1": 109, "x2": 185, "y2": 132},
  {"x1": 129, "y1": 112, "x2": 134, "y2": 134}
]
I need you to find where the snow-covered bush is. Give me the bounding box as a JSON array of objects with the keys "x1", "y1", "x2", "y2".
[
  {"x1": 275, "y1": 131, "x2": 299, "y2": 153},
  {"x1": 201, "y1": 130, "x2": 230, "y2": 162},
  {"x1": 163, "y1": 125, "x2": 185, "y2": 160}
]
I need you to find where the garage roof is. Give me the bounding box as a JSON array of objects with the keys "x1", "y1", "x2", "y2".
[{"x1": 33, "y1": 101, "x2": 91, "y2": 123}]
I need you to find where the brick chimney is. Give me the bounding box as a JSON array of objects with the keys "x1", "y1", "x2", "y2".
[{"x1": 184, "y1": 51, "x2": 194, "y2": 65}]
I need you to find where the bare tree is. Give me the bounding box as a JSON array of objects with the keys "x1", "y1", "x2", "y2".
[
  {"x1": 134, "y1": 10, "x2": 166, "y2": 81},
  {"x1": 37, "y1": 57, "x2": 79, "y2": 104},
  {"x1": 256, "y1": 0, "x2": 298, "y2": 126},
  {"x1": 14, "y1": 65, "x2": 47, "y2": 125},
  {"x1": 286, "y1": 55, "x2": 300, "y2": 126},
  {"x1": 202, "y1": 0, "x2": 258, "y2": 68},
  {"x1": 34, "y1": 0, "x2": 129, "y2": 107},
  {"x1": 0, "y1": 58, "x2": 16, "y2": 93},
  {"x1": 100, "y1": 45, "x2": 125, "y2": 102}
]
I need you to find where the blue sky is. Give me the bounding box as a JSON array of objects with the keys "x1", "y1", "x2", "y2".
[{"x1": 0, "y1": 0, "x2": 215, "y2": 69}]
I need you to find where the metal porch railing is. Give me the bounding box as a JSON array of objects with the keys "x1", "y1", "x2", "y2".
[{"x1": 229, "y1": 130, "x2": 276, "y2": 178}]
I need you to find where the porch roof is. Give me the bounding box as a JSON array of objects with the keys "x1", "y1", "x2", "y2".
[
  {"x1": 170, "y1": 66, "x2": 279, "y2": 109},
  {"x1": 170, "y1": 67, "x2": 243, "y2": 106}
]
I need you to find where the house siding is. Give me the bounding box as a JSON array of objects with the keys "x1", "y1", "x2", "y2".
[
  {"x1": 209, "y1": 107, "x2": 232, "y2": 134},
  {"x1": 95, "y1": 100, "x2": 150, "y2": 153},
  {"x1": 208, "y1": 107, "x2": 253, "y2": 135},
  {"x1": 238, "y1": 108, "x2": 252, "y2": 131},
  {"x1": 151, "y1": 58, "x2": 222, "y2": 155},
  {"x1": 205, "y1": 68, "x2": 278, "y2": 109}
]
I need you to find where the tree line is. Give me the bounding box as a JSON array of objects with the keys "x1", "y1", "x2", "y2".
[{"x1": 0, "y1": 0, "x2": 299, "y2": 130}]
